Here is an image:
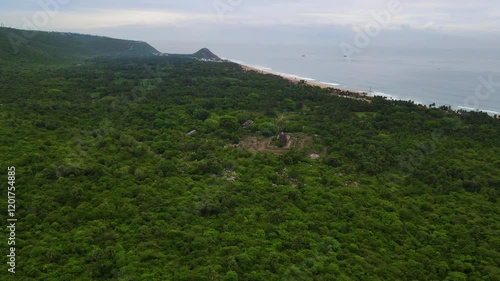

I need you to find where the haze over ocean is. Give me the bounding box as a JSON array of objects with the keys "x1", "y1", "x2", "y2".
[{"x1": 197, "y1": 44, "x2": 500, "y2": 115}]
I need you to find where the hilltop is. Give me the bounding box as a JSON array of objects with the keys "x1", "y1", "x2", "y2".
[
  {"x1": 0, "y1": 27, "x2": 160, "y2": 66},
  {"x1": 192, "y1": 48, "x2": 222, "y2": 61},
  {"x1": 165, "y1": 47, "x2": 223, "y2": 62}
]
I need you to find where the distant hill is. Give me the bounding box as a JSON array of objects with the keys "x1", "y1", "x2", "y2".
[
  {"x1": 0, "y1": 27, "x2": 160, "y2": 66},
  {"x1": 166, "y1": 48, "x2": 223, "y2": 62},
  {"x1": 192, "y1": 48, "x2": 222, "y2": 61},
  {"x1": 0, "y1": 27, "x2": 225, "y2": 67}
]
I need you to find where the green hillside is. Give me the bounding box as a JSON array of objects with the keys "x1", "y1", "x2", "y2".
[
  {"x1": 166, "y1": 47, "x2": 223, "y2": 62},
  {"x1": 0, "y1": 27, "x2": 160, "y2": 66},
  {"x1": 192, "y1": 48, "x2": 222, "y2": 61}
]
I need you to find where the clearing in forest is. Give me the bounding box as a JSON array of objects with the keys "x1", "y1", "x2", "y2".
[{"x1": 239, "y1": 133, "x2": 316, "y2": 154}]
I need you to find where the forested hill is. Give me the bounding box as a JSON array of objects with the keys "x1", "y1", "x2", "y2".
[
  {"x1": 0, "y1": 27, "x2": 160, "y2": 66},
  {"x1": 166, "y1": 48, "x2": 223, "y2": 62},
  {"x1": 193, "y1": 48, "x2": 222, "y2": 61}
]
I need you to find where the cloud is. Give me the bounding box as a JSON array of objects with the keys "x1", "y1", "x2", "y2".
[
  {"x1": 0, "y1": 9, "x2": 216, "y2": 30},
  {"x1": 2, "y1": 0, "x2": 499, "y2": 33},
  {"x1": 1, "y1": 0, "x2": 499, "y2": 48},
  {"x1": 55, "y1": 10, "x2": 215, "y2": 29}
]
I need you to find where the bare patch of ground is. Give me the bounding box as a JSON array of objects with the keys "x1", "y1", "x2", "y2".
[{"x1": 239, "y1": 133, "x2": 319, "y2": 154}]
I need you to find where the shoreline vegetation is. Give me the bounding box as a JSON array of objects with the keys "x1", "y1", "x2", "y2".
[
  {"x1": 238, "y1": 63, "x2": 500, "y2": 118},
  {"x1": 239, "y1": 64, "x2": 372, "y2": 103}
]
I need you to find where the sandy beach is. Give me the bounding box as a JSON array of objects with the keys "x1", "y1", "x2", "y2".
[{"x1": 239, "y1": 64, "x2": 369, "y2": 101}]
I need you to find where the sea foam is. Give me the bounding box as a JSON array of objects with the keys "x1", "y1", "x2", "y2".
[{"x1": 320, "y1": 82, "x2": 341, "y2": 86}]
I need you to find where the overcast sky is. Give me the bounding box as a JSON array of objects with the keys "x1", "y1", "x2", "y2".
[{"x1": 1, "y1": 0, "x2": 499, "y2": 52}]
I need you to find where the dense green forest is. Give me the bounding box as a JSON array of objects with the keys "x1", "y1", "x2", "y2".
[
  {"x1": 0, "y1": 27, "x2": 159, "y2": 67},
  {"x1": 0, "y1": 51, "x2": 499, "y2": 280}
]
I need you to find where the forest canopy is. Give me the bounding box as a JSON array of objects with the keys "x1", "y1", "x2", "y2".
[{"x1": 0, "y1": 55, "x2": 498, "y2": 280}]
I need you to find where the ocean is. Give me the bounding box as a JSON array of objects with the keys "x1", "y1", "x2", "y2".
[{"x1": 167, "y1": 43, "x2": 500, "y2": 115}]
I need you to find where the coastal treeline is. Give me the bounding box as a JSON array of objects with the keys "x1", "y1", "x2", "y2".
[{"x1": 0, "y1": 56, "x2": 498, "y2": 280}]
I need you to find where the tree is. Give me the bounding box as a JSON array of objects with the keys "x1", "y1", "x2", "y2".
[{"x1": 219, "y1": 115, "x2": 239, "y2": 132}]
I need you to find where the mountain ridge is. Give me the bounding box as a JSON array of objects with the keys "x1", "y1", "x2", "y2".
[
  {"x1": 0, "y1": 27, "x2": 160, "y2": 65},
  {"x1": 0, "y1": 27, "x2": 224, "y2": 66}
]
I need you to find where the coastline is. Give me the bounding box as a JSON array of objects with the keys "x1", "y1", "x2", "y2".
[
  {"x1": 238, "y1": 63, "x2": 370, "y2": 102},
  {"x1": 235, "y1": 61, "x2": 500, "y2": 117}
]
